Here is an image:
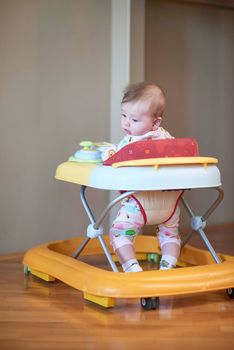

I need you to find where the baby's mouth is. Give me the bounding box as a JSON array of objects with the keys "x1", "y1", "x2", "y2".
[{"x1": 124, "y1": 129, "x2": 131, "y2": 135}]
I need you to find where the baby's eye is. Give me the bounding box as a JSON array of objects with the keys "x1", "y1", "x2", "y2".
[
  {"x1": 132, "y1": 119, "x2": 138, "y2": 123},
  {"x1": 122, "y1": 114, "x2": 127, "y2": 118}
]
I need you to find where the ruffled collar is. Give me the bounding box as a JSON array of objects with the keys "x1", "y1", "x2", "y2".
[{"x1": 123, "y1": 127, "x2": 169, "y2": 143}]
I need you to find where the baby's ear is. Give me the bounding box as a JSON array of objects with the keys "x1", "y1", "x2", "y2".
[{"x1": 152, "y1": 117, "x2": 162, "y2": 130}]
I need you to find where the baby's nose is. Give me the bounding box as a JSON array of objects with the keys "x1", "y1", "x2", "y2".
[{"x1": 123, "y1": 117, "x2": 130, "y2": 126}]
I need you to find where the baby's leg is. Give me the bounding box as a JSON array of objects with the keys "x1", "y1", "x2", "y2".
[
  {"x1": 110, "y1": 198, "x2": 144, "y2": 272},
  {"x1": 157, "y1": 207, "x2": 181, "y2": 270},
  {"x1": 110, "y1": 233, "x2": 142, "y2": 272}
]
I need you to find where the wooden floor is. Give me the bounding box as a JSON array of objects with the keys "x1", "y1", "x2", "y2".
[{"x1": 0, "y1": 223, "x2": 234, "y2": 350}]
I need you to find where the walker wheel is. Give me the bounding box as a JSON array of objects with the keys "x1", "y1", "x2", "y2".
[
  {"x1": 24, "y1": 266, "x2": 30, "y2": 275},
  {"x1": 140, "y1": 297, "x2": 159, "y2": 310},
  {"x1": 147, "y1": 253, "x2": 161, "y2": 264},
  {"x1": 226, "y1": 288, "x2": 234, "y2": 299}
]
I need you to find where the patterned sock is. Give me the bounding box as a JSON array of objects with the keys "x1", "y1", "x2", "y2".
[
  {"x1": 160, "y1": 254, "x2": 177, "y2": 270},
  {"x1": 122, "y1": 259, "x2": 143, "y2": 272}
]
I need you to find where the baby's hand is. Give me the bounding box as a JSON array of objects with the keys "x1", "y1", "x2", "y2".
[{"x1": 100, "y1": 144, "x2": 117, "y2": 161}]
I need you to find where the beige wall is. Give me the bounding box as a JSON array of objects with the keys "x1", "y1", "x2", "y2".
[
  {"x1": 1, "y1": 0, "x2": 233, "y2": 254},
  {"x1": 145, "y1": 0, "x2": 234, "y2": 225},
  {"x1": 0, "y1": 0, "x2": 111, "y2": 253}
]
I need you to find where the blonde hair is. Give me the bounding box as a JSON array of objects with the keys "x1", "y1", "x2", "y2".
[{"x1": 121, "y1": 82, "x2": 166, "y2": 118}]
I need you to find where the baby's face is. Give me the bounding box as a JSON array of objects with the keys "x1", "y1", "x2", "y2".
[{"x1": 121, "y1": 100, "x2": 158, "y2": 136}]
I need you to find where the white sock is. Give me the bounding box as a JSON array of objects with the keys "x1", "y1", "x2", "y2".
[
  {"x1": 122, "y1": 259, "x2": 143, "y2": 272},
  {"x1": 160, "y1": 254, "x2": 177, "y2": 270}
]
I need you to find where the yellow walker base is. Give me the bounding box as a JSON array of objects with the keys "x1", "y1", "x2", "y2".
[
  {"x1": 23, "y1": 235, "x2": 234, "y2": 308},
  {"x1": 23, "y1": 152, "x2": 234, "y2": 308}
]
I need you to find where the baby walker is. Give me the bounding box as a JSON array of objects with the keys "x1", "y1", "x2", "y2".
[{"x1": 23, "y1": 138, "x2": 234, "y2": 310}]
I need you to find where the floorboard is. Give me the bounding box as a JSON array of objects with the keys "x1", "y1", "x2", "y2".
[{"x1": 0, "y1": 223, "x2": 233, "y2": 350}]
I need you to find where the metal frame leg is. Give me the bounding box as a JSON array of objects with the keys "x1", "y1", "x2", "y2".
[
  {"x1": 73, "y1": 186, "x2": 136, "y2": 272},
  {"x1": 181, "y1": 187, "x2": 224, "y2": 264},
  {"x1": 72, "y1": 185, "x2": 94, "y2": 259},
  {"x1": 73, "y1": 185, "x2": 224, "y2": 269}
]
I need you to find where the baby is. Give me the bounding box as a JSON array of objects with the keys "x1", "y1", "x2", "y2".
[{"x1": 102, "y1": 82, "x2": 181, "y2": 272}]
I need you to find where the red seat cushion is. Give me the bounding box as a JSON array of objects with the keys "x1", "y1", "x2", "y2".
[{"x1": 103, "y1": 138, "x2": 199, "y2": 166}]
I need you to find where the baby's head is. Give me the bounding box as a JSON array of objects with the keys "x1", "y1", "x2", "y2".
[{"x1": 121, "y1": 82, "x2": 166, "y2": 136}]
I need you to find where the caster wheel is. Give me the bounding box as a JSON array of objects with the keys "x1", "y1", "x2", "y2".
[
  {"x1": 140, "y1": 297, "x2": 159, "y2": 310},
  {"x1": 24, "y1": 266, "x2": 30, "y2": 275},
  {"x1": 147, "y1": 253, "x2": 161, "y2": 264},
  {"x1": 226, "y1": 288, "x2": 234, "y2": 299}
]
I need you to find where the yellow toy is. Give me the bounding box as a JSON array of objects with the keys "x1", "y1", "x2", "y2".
[{"x1": 23, "y1": 140, "x2": 234, "y2": 310}]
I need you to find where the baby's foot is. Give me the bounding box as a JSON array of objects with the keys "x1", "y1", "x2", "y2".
[
  {"x1": 159, "y1": 254, "x2": 177, "y2": 270},
  {"x1": 122, "y1": 258, "x2": 143, "y2": 272},
  {"x1": 126, "y1": 263, "x2": 143, "y2": 272}
]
